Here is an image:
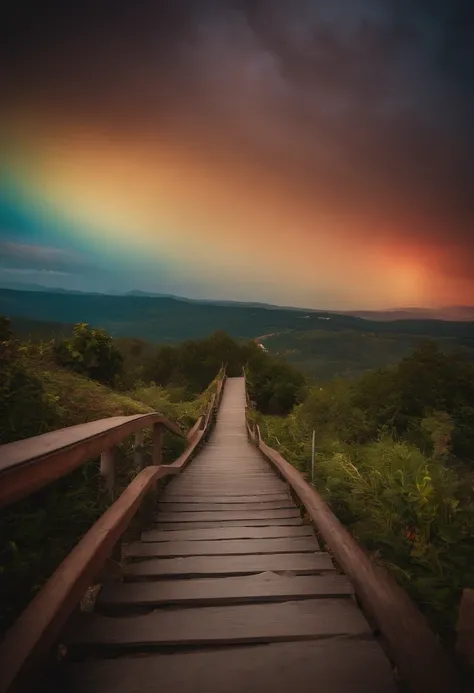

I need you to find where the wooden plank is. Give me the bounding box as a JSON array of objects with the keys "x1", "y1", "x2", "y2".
[
  {"x1": 67, "y1": 598, "x2": 371, "y2": 650},
  {"x1": 60, "y1": 639, "x2": 398, "y2": 693},
  {"x1": 162, "y1": 489, "x2": 288, "y2": 497},
  {"x1": 124, "y1": 552, "x2": 335, "y2": 578},
  {"x1": 97, "y1": 573, "x2": 353, "y2": 609},
  {"x1": 142, "y1": 525, "x2": 313, "y2": 542},
  {"x1": 158, "y1": 494, "x2": 290, "y2": 504},
  {"x1": 154, "y1": 509, "x2": 300, "y2": 522},
  {"x1": 167, "y1": 484, "x2": 287, "y2": 492},
  {"x1": 155, "y1": 501, "x2": 295, "y2": 511},
  {"x1": 256, "y1": 439, "x2": 459, "y2": 693},
  {"x1": 155, "y1": 518, "x2": 304, "y2": 529},
  {"x1": 0, "y1": 465, "x2": 171, "y2": 693},
  {"x1": 124, "y1": 536, "x2": 319, "y2": 558}
]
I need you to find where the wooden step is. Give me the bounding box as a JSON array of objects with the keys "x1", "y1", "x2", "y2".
[
  {"x1": 154, "y1": 509, "x2": 301, "y2": 523},
  {"x1": 155, "y1": 501, "x2": 295, "y2": 512},
  {"x1": 141, "y1": 525, "x2": 313, "y2": 542},
  {"x1": 124, "y1": 552, "x2": 335, "y2": 578},
  {"x1": 124, "y1": 536, "x2": 319, "y2": 559},
  {"x1": 67, "y1": 599, "x2": 371, "y2": 650},
  {"x1": 158, "y1": 494, "x2": 290, "y2": 504},
  {"x1": 161, "y1": 490, "x2": 288, "y2": 497},
  {"x1": 155, "y1": 518, "x2": 304, "y2": 529},
  {"x1": 97, "y1": 573, "x2": 353, "y2": 609},
  {"x1": 166, "y1": 486, "x2": 287, "y2": 495},
  {"x1": 61, "y1": 640, "x2": 398, "y2": 693}
]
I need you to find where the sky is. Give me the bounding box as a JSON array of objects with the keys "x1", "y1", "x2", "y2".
[{"x1": 1, "y1": 0, "x2": 473, "y2": 310}]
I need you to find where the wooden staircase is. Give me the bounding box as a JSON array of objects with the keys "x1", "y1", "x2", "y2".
[{"x1": 56, "y1": 377, "x2": 398, "y2": 692}]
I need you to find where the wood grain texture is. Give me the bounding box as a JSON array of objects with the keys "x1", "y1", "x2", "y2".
[
  {"x1": 97, "y1": 573, "x2": 354, "y2": 609},
  {"x1": 124, "y1": 536, "x2": 319, "y2": 558},
  {"x1": 154, "y1": 518, "x2": 304, "y2": 529},
  {"x1": 60, "y1": 640, "x2": 398, "y2": 693},
  {"x1": 155, "y1": 500, "x2": 295, "y2": 511},
  {"x1": 67, "y1": 599, "x2": 371, "y2": 649},
  {"x1": 124, "y1": 552, "x2": 335, "y2": 578},
  {"x1": 141, "y1": 525, "x2": 313, "y2": 542},
  {"x1": 154, "y1": 509, "x2": 301, "y2": 522}
]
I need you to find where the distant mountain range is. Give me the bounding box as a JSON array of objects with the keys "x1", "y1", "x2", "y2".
[
  {"x1": 1, "y1": 287, "x2": 474, "y2": 347},
  {"x1": 0, "y1": 281, "x2": 473, "y2": 321}
]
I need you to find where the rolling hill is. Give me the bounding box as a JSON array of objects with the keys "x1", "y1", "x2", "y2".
[{"x1": 1, "y1": 288, "x2": 474, "y2": 345}]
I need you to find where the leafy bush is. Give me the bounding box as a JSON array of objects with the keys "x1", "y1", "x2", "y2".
[
  {"x1": 54, "y1": 322, "x2": 123, "y2": 385},
  {"x1": 246, "y1": 349, "x2": 306, "y2": 415},
  {"x1": 0, "y1": 317, "x2": 58, "y2": 444},
  {"x1": 314, "y1": 440, "x2": 474, "y2": 640}
]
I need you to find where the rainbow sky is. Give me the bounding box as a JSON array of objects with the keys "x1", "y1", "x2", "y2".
[{"x1": 1, "y1": 1, "x2": 473, "y2": 310}]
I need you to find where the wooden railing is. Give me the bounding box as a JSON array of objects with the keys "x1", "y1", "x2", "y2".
[
  {"x1": 242, "y1": 373, "x2": 459, "y2": 693},
  {"x1": 0, "y1": 368, "x2": 226, "y2": 693}
]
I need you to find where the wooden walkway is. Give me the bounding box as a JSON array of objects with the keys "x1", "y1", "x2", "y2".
[{"x1": 59, "y1": 377, "x2": 398, "y2": 692}]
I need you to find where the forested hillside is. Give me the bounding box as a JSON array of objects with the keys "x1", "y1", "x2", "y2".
[
  {"x1": 263, "y1": 328, "x2": 474, "y2": 380},
  {"x1": 2, "y1": 288, "x2": 474, "y2": 344}
]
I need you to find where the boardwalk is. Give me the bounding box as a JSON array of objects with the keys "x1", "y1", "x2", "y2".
[{"x1": 60, "y1": 378, "x2": 398, "y2": 692}]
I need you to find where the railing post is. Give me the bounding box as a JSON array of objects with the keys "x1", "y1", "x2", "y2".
[
  {"x1": 152, "y1": 423, "x2": 163, "y2": 466},
  {"x1": 134, "y1": 430, "x2": 145, "y2": 471},
  {"x1": 100, "y1": 447, "x2": 116, "y2": 498}
]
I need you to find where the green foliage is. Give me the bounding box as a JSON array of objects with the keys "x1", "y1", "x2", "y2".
[
  {"x1": 54, "y1": 322, "x2": 123, "y2": 385},
  {"x1": 0, "y1": 317, "x2": 58, "y2": 444},
  {"x1": 258, "y1": 340, "x2": 474, "y2": 644},
  {"x1": 142, "y1": 330, "x2": 252, "y2": 393},
  {"x1": 263, "y1": 328, "x2": 474, "y2": 381},
  {"x1": 245, "y1": 347, "x2": 306, "y2": 415},
  {"x1": 353, "y1": 340, "x2": 474, "y2": 459},
  {"x1": 315, "y1": 441, "x2": 474, "y2": 639}
]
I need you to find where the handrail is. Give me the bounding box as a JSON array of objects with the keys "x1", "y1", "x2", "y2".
[
  {"x1": 0, "y1": 368, "x2": 226, "y2": 693},
  {"x1": 0, "y1": 413, "x2": 185, "y2": 509},
  {"x1": 244, "y1": 411, "x2": 459, "y2": 692}
]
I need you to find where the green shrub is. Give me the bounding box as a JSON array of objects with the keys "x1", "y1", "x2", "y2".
[{"x1": 54, "y1": 322, "x2": 123, "y2": 385}]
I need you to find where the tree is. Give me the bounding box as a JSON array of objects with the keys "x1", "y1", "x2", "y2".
[{"x1": 54, "y1": 323, "x2": 123, "y2": 385}]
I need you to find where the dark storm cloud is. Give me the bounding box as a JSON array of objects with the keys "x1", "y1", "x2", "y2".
[{"x1": 2, "y1": 1, "x2": 473, "y2": 275}]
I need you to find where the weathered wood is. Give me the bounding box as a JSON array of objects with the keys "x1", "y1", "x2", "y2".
[
  {"x1": 162, "y1": 488, "x2": 288, "y2": 497},
  {"x1": 154, "y1": 509, "x2": 300, "y2": 522},
  {"x1": 158, "y1": 494, "x2": 290, "y2": 504},
  {"x1": 165, "y1": 485, "x2": 287, "y2": 494},
  {"x1": 0, "y1": 465, "x2": 171, "y2": 693},
  {"x1": 124, "y1": 536, "x2": 319, "y2": 558},
  {"x1": 97, "y1": 573, "x2": 354, "y2": 610},
  {"x1": 155, "y1": 501, "x2": 295, "y2": 512},
  {"x1": 152, "y1": 423, "x2": 163, "y2": 466},
  {"x1": 99, "y1": 448, "x2": 116, "y2": 496},
  {"x1": 124, "y1": 552, "x2": 335, "y2": 578},
  {"x1": 155, "y1": 518, "x2": 304, "y2": 529},
  {"x1": 0, "y1": 413, "x2": 185, "y2": 509},
  {"x1": 60, "y1": 640, "x2": 398, "y2": 693},
  {"x1": 255, "y1": 440, "x2": 459, "y2": 692},
  {"x1": 142, "y1": 525, "x2": 313, "y2": 542},
  {"x1": 67, "y1": 599, "x2": 370, "y2": 650}
]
